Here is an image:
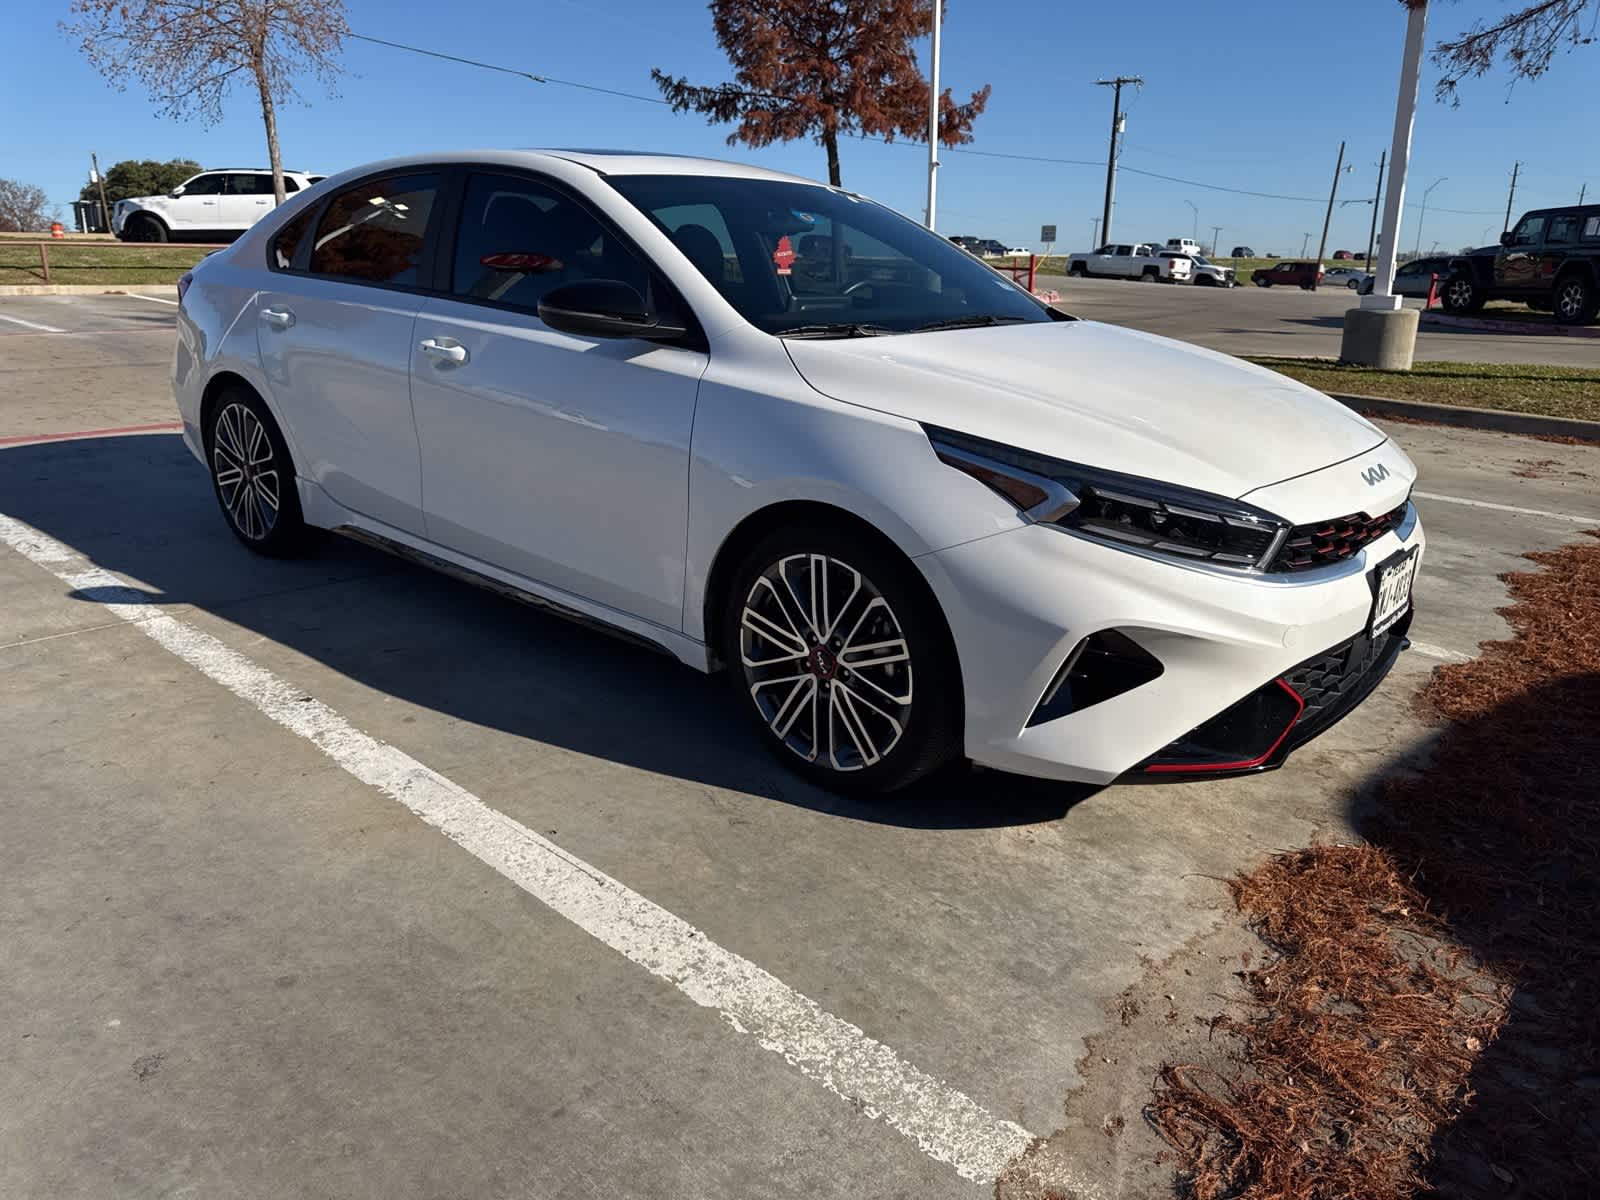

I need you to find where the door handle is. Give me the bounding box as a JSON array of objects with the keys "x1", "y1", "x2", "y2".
[
  {"x1": 419, "y1": 337, "x2": 468, "y2": 365},
  {"x1": 259, "y1": 307, "x2": 295, "y2": 329}
]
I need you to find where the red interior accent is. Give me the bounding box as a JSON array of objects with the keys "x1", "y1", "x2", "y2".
[
  {"x1": 1143, "y1": 679, "x2": 1306, "y2": 773},
  {"x1": 479, "y1": 252, "x2": 559, "y2": 272}
]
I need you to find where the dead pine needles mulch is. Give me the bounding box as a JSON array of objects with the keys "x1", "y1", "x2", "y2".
[{"x1": 1150, "y1": 531, "x2": 1600, "y2": 1200}]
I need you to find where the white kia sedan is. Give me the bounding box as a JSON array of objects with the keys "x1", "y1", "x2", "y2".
[{"x1": 173, "y1": 150, "x2": 1423, "y2": 794}]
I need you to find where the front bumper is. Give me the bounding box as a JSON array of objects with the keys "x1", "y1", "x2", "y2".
[{"x1": 916, "y1": 508, "x2": 1424, "y2": 785}]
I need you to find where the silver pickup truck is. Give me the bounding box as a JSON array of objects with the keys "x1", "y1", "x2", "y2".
[{"x1": 1066, "y1": 242, "x2": 1194, "y2": 283}]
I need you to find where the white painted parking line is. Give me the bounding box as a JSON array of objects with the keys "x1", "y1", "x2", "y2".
[
  {"x1": 0, "y1": 312, "x2": 67, "y2": 333},
  {"x1": 1409, "y1": 640, "x2": 1472, "y2": 664},
  {"x1": 119, "y1": 292, "x2": 179, "y2": 306},
  {"x1": 0, "y1": 510, "x2": 1059, "y2": 1193},
  {"x1": 1416, "y1": 490, "x2": 1599, "y2": 525}
]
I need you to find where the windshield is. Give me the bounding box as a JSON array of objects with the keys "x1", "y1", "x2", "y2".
[{"x1": 607, "y1": 175, "x2": 1053, "y2": 336}]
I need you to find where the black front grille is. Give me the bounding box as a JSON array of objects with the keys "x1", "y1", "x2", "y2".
[
  {"x1": 1281, "y1": 613, "x2": 1411, "y2": 745},
  {"x1": 1271, "y1": 502, "x2": 1409, "y2": 572}
]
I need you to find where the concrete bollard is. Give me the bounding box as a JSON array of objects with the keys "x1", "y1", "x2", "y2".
[{"x1": 1340, "y1": 305, "x2": 1419, "y2": 370}]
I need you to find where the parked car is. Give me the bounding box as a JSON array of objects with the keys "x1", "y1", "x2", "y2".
[
  {"x1": 113, "y1": 168, "x2": 324, "y2": 243},
  {"x1": 175, "y1": 149, "x2": 1422, "y2": 793},
  {"x1": 1164, "y1": 238, "x2": 1202, "y2": 257},
  {"x1": 972, "y1": 238, "x2": 1009, "y2": 257},
  {"x1": 1004, "y1": 246, "x2": 1032, "y2": 257},
  {"x1": 1166, "y1": 253, "x2": 1235, "y2": 287},
  {"x1": 1251, "y1": 260, "x2": 1323, "y2": 289},
  {"x1": 1441, "y1": 204, "x2": 1600, "y2": 323},
  {"x1": 1332, "y1": 249, "x2": 1354, "y2": 260},
  {"x1": 1066, "y1": 243, "x2": 1194, "y2": 283},
  {"x1": 1231, "y1": 245, "x2": 1256, "y2": 258},
  {"x1": 1390, "y1": 255, "x2": 1452, "y2": 299},
  {"x1": 1322, "y1": 266, "x2": 1372, "y2": 291}
]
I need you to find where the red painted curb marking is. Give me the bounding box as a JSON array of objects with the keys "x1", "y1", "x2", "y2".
[{"x1": 0, "y1": 422, "x2": 183, "y2": 448}]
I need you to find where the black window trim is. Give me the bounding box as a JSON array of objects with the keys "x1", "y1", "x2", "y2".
[
  {"x1": 431, "y1": 163, "x2": 707, "y2": 352},
  {"x1": 265, "y1": 168, "x2": 451, "y2": 297}
]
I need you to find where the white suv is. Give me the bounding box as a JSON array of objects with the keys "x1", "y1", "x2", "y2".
[
  {"x1": 172, "y1": 150, "x2": 1423, "y2": 794},
  {"x1": 114, "y1": 169, "x2": 323, "y2": 242}
]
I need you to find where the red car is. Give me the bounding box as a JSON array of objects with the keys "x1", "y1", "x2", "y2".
[{"x1": 1251, "y1": 260, "x2": 1324, "y2": 290}]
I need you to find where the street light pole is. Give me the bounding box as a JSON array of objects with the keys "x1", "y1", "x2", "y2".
[
  {"x1": 1502, "y1": 161, "x2": 1520, "y2": 235},
  {"x1": 1095, "y1": 76, "x2": 1141, "y2": 245},
  {"x1": 924, "y1": 0, "x2": 942, "y2": 229},
  {"x1": 1301, "y1": 231, "x2": 1311, "y2": 257},
  {"x1": 1090, "y1": 216, "x2": 1101, "y2": 248},
  {"x1": 1183, "y1": 199, "x2": 1197, "y2": 242},
  {"x1": 1415, "y1": 175, "x2": 1446, "y2": 255}
]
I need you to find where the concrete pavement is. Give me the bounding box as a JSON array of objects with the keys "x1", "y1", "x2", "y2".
[{"x1": 2, "y1": 293, "x2": 1598, "y2": 1198}]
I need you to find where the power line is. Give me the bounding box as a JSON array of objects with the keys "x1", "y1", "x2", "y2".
[{"x1": 344, "y1": 32, "x2": 1513, "y2": 215}]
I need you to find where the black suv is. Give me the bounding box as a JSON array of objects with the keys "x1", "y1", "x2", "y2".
[{"x1": 1442, "y1": 205, "x2": 1600, "y2": 323}]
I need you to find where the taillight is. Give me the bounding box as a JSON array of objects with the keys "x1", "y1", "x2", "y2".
[{"x1": 176, "y1": 271, "x2": 193, "y2": 304}]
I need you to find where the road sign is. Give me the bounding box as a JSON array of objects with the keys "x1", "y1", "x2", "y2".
[{"x1": 1040, "y1": 224, "x2": 1057, "y2": 243}]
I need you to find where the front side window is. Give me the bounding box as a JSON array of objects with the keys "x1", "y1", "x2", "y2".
[
  {"x1": 309, "y1": 173, "x2": 438, "y2": 286},
  {"x1": 450, "y1": 173, "x2": 649, "y2": 313},
  {"x1": 610, "y1": 174, "x2": 1050, "y2": 335},
  {"x1": 1511, "y1": 215, "x2": 1546, "y2": 246},
  {"x1": 180, "y1": 174, "x2": 224, "y2": 197}
]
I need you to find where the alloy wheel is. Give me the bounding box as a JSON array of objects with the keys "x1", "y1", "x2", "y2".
[
  {"x1": 739, "y1": 553, "x2": 913, "y2": 772},
  {"x1": 1446, "y1": 278, "x2": 1474, "y2": 309},
  {"x1": 211, "y1": 402, "x2": 280, "y2": 541},
  {"x1": 1556, "y1": 279, "x2": 1586, "y2": 321}
]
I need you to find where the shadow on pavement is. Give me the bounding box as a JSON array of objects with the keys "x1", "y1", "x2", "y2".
[
  {"x1": 0, "y1": 433, "x2": 1091, "y2": 829},
  {"x1": 1352, "y1": 672, "x2": 1600, "y2": 1196}
]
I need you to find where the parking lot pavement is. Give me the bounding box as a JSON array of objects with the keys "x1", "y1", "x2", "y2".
[
  {"x1": 1040, "y1": 274, "x2": 1600, "y2": 365},
  {"x1": 2, "y1": 299, "x2": 1598, "y2": 1198}
]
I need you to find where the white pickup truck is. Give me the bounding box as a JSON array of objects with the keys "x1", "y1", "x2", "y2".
[{"x1": 1065, "y1": 243, "x2": 1194, "y2": 283}]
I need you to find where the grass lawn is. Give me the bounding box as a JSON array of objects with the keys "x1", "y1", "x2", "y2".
[
  {"x1": 1249, "y1": 358, "x2": 1600, "y2": 423},
  {"x1": 0, "y1": 240, "x2": 215, "y2": 285}
]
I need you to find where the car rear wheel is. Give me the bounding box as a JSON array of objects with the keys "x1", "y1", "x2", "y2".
[
  {"x1": 126, "y1": 214, "x2": 169, "y2": 243},
  {"x1": 1140, "y1": 269, "x2": 1158, "y2": 282},
  {"x1": 1068, "y1": 263, "x2": 1087, "y2": 277},
  {"x1": 1441, "y1": 273, "x2": 1483, "y2": 314},
  {"x1": 205, "y1": 386, "x2": 309, "y2": 557},
  {"x1": 1256, "y1": 279, "x2": 1271, "y2": 287},
  {"x1": 722, "y1": 521, "x2": 962, "y2": 795},
  {"x1": 1552, "y1": 273, "x2": 1598, "y2": 325}
]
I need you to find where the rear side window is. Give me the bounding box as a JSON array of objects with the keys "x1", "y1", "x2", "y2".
[
  {"x1": 1546, "y1": 216, "x2": 1577, "y2": 245},
  {"x1": 309, "y1": 174, "x2": 439, "y2": 287},
  {"x1": 269, "y1": 207, "x2": 316, "y2": 270},
  {"x1": 449, "y1": 172, "x2": 648, "y2": 314},
  {"x1": 1584, "y1": 216, "x2": 1600, "y2": 241}
]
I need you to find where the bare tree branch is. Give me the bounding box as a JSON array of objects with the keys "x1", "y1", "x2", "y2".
[{"x1": 1432, "y1": 0, "x2": 1598, "y2": 101}]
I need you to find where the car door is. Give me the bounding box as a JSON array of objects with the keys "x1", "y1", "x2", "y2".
[
  {"x1": 217, "y1": 173, "x2": 267, "y2": 231},
  {"x1": 173, "y1": 172, "x2": 225, "y2": 234},
  {"x1": 1496, "y1": 213, "x2": 1546, "y2": 293},
  {"x1": 253, "y1": 170, "x2": 443, "y2": 536},
  {"x1": 407, "y1": 170, "x2": 708, "y2": 631},
  {"x1": 1538, "y1": 214, "x2": 1578, "y2": 289}
]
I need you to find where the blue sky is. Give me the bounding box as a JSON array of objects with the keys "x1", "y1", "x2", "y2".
[{"x1": 3, "y1": 0, "x2": 1594, "y2": 253}]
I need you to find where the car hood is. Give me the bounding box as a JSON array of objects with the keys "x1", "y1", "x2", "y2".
[{"x1": 783, "y1": 320, "x2": 1386, "y2": 500}]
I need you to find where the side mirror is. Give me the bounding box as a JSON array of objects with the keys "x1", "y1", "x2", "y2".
[
  {"x1": 168, "y1": 189, "x2": 183, "y2": 198},
  {"x1": 537, "y1": 280, "x2": 687, "y2": 342},
  {"x1": 1499, "y1": 231, "x2": 1514, "y2": 246}
]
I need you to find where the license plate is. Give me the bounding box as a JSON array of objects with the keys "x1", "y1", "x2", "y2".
[{"x1": 1369, "y1": 548, "x2": 1419, "y2": 637}]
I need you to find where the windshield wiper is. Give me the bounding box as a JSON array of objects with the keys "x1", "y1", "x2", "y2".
[
  {"x1": 910, "y1": 314, "x2": 1029, "y2": 333},
  {"x1": 777, "y1": 322, "x2": 896, "y2": 339}
]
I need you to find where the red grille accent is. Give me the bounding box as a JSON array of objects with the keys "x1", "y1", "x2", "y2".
[{"x1": 1271, "y1": 501, "x2": 1408, "y2": 572}]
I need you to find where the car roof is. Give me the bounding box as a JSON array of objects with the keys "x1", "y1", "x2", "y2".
[{"x1": 317, "y1": 149, "x2": 819, "y2": 185}]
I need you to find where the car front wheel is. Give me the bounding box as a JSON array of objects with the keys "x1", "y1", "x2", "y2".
[
  {"x1": 205, "y1": 386, "x2": 309, "y2": 556},
  {"x1": 125, "y1": 214, "x2": 169, "y2": 243},
  {"x1": 723, "y1": 522, "x2": 962, "y2": 794},
  {"x1": 1441, "y1": 273, "x2": 1483, "y2": 313},
  {"x1": 1553, "y1": 273, "x2": 1598, "y2": 324}
]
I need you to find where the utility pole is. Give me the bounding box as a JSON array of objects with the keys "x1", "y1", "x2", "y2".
[
  {"x1": 1312, "y1": 140, "x2": 1349, "y2": 288},
  {"x1": 90, "y1": 152, "x2": 112, "y2": 236},
  {"x1": 1095, "y1": 76, "x2": 1141, "y2": 245},
  {"x1": 1211, "y1": 224, "x2": 1223, "y2": 257},
  {"x1": 1502, "y1": 161, "x2": 1519, "y2": 234},
  {"x1": 924, "y1": 0, "x2": 942, "y2": 230},
  {"x1": 1365, "y1": 150, "x2": 1386, "y2": 267},
  {"x1": 1301, "y1": 231, "x2": 1311, "y2": 257},
  {"x1": 1090, "y1": 216, "x2": 1101, "y2": 249},
  {"x1": 1580, "y1": 183, "x2": 1587, "y2": 205}
]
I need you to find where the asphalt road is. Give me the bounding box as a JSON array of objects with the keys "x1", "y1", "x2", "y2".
[
  {"x1": 3, "y1": 294, "x2": 1598, "y2": 1198},
  {"x1": 1039, "y1": 273, "x2": 1600, "y2": 365}
]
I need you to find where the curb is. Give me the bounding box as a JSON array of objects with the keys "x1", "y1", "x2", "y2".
[
  {"x1": 1330, "y1": 391, "x2": 1600, "y2": 442},
  {"x1": 1418, "y1": 311, "x2": 1600, "y2": 338},
  {"x1": 0, "y1": 284, "x2": 180, "y2": 297}
]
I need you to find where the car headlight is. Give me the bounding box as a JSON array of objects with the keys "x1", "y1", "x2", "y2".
[{"x1": 926, "y1": 425, "x2": 1290, "y2": 571}]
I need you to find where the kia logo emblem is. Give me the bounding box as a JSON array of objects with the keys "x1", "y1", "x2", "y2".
[{"x1": 1360, "y1": 463, "x2": 1391, "y2": 487}]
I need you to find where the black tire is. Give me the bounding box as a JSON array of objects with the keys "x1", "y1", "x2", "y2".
[
  {"x1": 203, "y1": 385, "x2": 309, "y2": 557},
  {"x1": 720, "y1": 520, "x2": 963, "y2": 795},
  {"x1": 1552, "y1": 272, "x2": 1599, "y2": 325},
  {"x1": 1441, "y1": 272, "x2": 1484, "y2": 314},
  {"x1": 1346, "y1": 279, "x2": 1360, "y2": 290},
  {"x1": 1068, "y1": 262, "x2": 1087, "y2": 278},
  {"x1": 1140, "y1": 269, "x2": 1159, "y2": 282},
  {"x1": 1256, "y1": 279, "x2": 1271, "y2": 288},
  {"x1": 125, "y1": 214, "x2": 169, "y2": 243},
  {"x1": 1194, "y1": 275, "x2": 1214, "y2": 287}
]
